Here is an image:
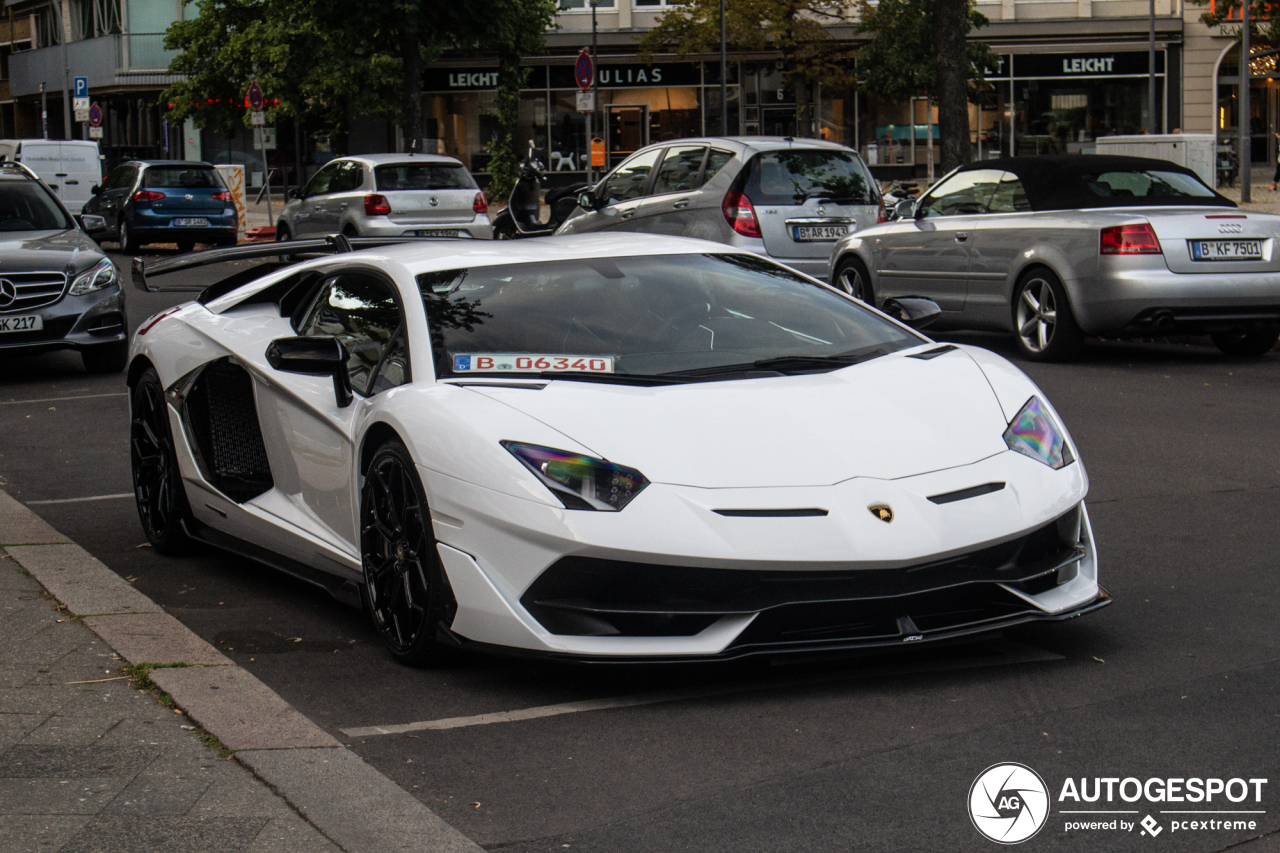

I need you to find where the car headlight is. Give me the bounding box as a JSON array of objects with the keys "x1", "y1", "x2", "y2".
[
  {"x1": 69, "y1": 258, "x2": 117, "y2": 295},
  {"x1": 502, "y1": 441, "x2": 649, "y2": 511},
  {"x1": 1003, "y1": 396, "x2": 1074, "y2": 469}
]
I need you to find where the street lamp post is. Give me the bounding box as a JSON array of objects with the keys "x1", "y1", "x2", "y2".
[
  {"x1": 1241, "y1": 0, "x2": 1252, "y2": 202},
  {"x1": 720, "y1": 0, "x2": 727, "y2": 135},
  {"x1": 1148, "y1": 0, "x2": 1156, "y2": 132},
  {"x1": 590, "y1": 0, "x2": 599, "y2": 185},
  {"x1": 60, "y1": 0, "x2": 71, "y2": 138}
]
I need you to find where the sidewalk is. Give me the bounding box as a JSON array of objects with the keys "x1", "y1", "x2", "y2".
[
  {"x1": 0, "y1": 516, "x2": 340, "y2": 851},
  {"x1": 0, "y1": 490, "x2": 482, "y2": 853}
]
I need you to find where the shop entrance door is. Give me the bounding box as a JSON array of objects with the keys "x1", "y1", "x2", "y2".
[
  {"x1": 762, "y1": 107, "x2": 796, "y2": 137},
  {"x1": 607, "y1": 105, "x2": 648, "y2": 170}
]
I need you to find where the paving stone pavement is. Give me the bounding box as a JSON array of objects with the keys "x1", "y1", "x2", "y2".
[{"x1": 0, "y1": 555, "x2": 342, "y2": 853}]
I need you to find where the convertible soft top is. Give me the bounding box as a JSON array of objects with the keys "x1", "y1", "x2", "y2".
[{"x1": 956, "y1": 155, "x2": 1235, "y2": 212}]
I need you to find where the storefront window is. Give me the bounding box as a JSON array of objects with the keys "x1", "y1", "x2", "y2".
[
  {"x1": 426, "y1": 91, "x2": 497, "y2": 171},
  {"x1": 550, "y1": 92, "x2": 590, "y2": 172}
]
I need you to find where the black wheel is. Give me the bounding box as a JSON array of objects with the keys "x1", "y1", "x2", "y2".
[
  {"x1": 342, "y1": 224, "x2": 359, "y2": 238},
  {"x1": 360, "y1": 441, "x2": 456, "y2": 666},
  {"x1": 82, "y1": 340, "x2": 128, "y2": 374},
  {"x1": 119, "y1": 217, "x2": 140, "y2": 254},
  {"x1": 130, "y1": 368, "x2": 192, "y2": 554},
  {"x1": 832, "y1": 256, "x2": 874, "y2": 304},
  {"x1": 176, "y1": 241, "x2": 194, "y2": 253},
  {"x1": 1212, "y1": 325, "x2": 1280, "y2": 356},
  {"x1": 275, "y1": 222, "x2": 291, "y2": 242},
  {"x1": 1012, "y1": 268, "x2": 1084, "y2": 362}
]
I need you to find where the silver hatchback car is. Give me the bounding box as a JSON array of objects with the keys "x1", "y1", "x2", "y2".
[
  {"x1": 276, "y1": 153, "x2": 492, "y2": 241},
  {"x1": 556, "y1": 137, "x2": 882, "y2": 280}
]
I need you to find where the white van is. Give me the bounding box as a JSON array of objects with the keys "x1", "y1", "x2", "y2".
[{"x1": 0, "y1": 139, "x2": 105, "y2": 212}]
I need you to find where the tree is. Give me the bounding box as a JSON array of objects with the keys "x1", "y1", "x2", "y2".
[
  {"x1": 164, "y1": 0, "x2": 557, "y2": 190},
  {"x1": 638, "y1": 0, "x2": 857, "y2": 136},
  {"x1": 856, "y1": 0, "x2": 998, "y2": 172}
]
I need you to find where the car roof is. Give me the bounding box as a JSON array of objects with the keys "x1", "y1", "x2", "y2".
[
  {"x1": 954, "y1": 154, "x2": 1234, "y2": 211},
  {"x1": 628, "y1": 137, "x2": 855, "y2": 156},
  {"x1": 332, "y1": 233, "x2": 758, "y2": 278},
  {"x1": 340, "y1": 153, "x2": 467, "y2": 167},
  {"x1": 128, "y1": 160, "x2": 218, "y2": 168}
]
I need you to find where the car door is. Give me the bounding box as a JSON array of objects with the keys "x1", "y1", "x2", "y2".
[
  {"x1": 964, "y1": 171, "x2": 1034, "y2": 324},
  {"x1": 564, "y1": 148, "x2": 662, "y2": 234},
  {"x1": 294, "y1": 161, "x2": 342, "y2": 237},
  {"x1": 874, "y1": 168, "x2": 1003, "y2": 312},
  {"x1": 634, "y1": 144, "x2": 707, "y2": 236},
  {"x1": 87, "y1": 164, "x2": 137, "y2": 227},
  {"x1": 255, "y1": 270, "x2": 410, "y2": 552},
  {"x1": 319, "y1": 161, "x2": 365, "y2": 233}
]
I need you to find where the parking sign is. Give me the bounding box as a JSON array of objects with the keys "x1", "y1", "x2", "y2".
[{"x1": 74, "y1": 77, "x2": 88, "y2": 99}]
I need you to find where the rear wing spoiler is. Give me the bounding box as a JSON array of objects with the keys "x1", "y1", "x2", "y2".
[{"x1": 130, "y1": 234, "x2": 446, "y2": 295}]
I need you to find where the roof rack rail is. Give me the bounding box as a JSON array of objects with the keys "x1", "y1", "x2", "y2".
[{"x1": 130, "y1": 234, "x2": 448, "y2": 293}]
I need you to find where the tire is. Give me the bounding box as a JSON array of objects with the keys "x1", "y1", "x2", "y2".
[
  {"x1": 1212, "y1": 325, "x2": 1280, "y2": 356},
  {"x1": 275, "y1": 222, "x2": 291, "y2": 243},
  {"x1": 832, "y1": 256, "x2": 874, "y2": 304},
  {"x1": 176, "y1": 241, "x2": 194, "y2": 254},
  {"x1": 119, "y1": 217, "x2": 140, "y2": 254},
  {"x1": 130, "y1": 367, "x2": 192, "y2": 555},
  {"x1": 81, "y1": 340, "x2": 128, "y2": 374},
  {"x1": 1012, "y1": 268, "x2": 1084, "y2": 362},
  {"x1": 360, "y1": 441, "x2": 457, "y2": 666}
]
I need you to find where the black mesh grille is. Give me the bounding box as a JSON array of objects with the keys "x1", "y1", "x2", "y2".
[
  {"x1": 521, "y1": 509, "x2": 1083, "y2": 640},
  {"x1": 183, "y1": 359, "x2": 274, "y2": 503}
]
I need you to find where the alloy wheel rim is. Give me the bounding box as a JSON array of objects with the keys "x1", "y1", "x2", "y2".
[
  {"x1": 1016, "y1": 278, "x2": 1057, "y2": 353},
  {"x1": 838, "y1": 266, "x2": 869, "y2": 302},
  {"x1": 130, "y1": 383, "x2": 173, "y2": 539},
  {"x1": 361, "y1": 457, "x2": 432, "y2": 652}
]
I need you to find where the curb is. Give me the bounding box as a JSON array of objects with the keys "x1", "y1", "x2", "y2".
[{"x1": 1, "y1": 488, "x2": 484, "y2": 853}]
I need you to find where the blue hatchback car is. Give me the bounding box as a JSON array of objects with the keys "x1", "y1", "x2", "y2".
[{"x1": 83, "y1": 160, "x2": 238, "y2": 253}]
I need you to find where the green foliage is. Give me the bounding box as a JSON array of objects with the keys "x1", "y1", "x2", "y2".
[
  {"x1": 638, "y1": 0, "x2": 858, "y2": 135},
  {"x1": 855, "y1": 0, "x2": 998, "y2": 104},
  {"x1": 1193, "y1": 0, "x2": 1271, "y2": 46},
  {"x1": 163, "y1": 0, "x2": 559, "y2": 185}
]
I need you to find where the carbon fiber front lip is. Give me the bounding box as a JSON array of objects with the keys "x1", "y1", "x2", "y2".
[{"x1": 439, "y1": 586, "x2": 1113, "y2": 665}]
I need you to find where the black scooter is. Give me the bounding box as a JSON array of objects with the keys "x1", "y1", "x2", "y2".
[{"x1": 491, "y1": 141, "x2": 587, "y2": 239}]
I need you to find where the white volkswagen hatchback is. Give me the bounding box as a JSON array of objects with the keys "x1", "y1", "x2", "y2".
[{"x1": 128, "y1": 233, "x2": 1108, "y2": 665}]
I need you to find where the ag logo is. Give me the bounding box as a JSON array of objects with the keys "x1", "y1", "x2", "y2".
[{"x1": 969, "y1": 763, "x2": 1050, "y2": 844}]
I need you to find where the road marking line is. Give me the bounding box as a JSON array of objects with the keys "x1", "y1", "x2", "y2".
[
  {"x1": 28, "y1": 493, "x2": 134, "y2": 505},
  {"x1": 0, "y1": 392, "x2": 128, "y2": 405},
  {"x1": 341, "y1": 640, "x2": 1063, "y2": 738}
]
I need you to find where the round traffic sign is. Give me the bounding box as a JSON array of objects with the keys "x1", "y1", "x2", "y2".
[
  {"x1": 88, "y1": 102, "x2": 103, "y2": 128},
  {"x1": 575, "y1": 48, "x2": 594, "y2": 92},
  {"x1": 248, "y1": 81, "x2": 264, "y2": 111}
]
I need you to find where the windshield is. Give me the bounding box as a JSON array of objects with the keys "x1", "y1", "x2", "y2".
[
  {"x1": 375, "y1": 163, "x2": 477, "y2": 191},
  {"x1": 419, "y1": 254, "x2": 920, "y2": 384},
  {"x1": 144, "y1": 167, "x2": 224, "y2": 189},
  {"x1": 1081, "y1": 169, "x2": 1216, "y2": 200},
  {"x1": 744, "y1": 150, "x2": 876, "y2": 206},
  {"x1": 0, "y1": 178, "x2": 73, "y2": 231}
]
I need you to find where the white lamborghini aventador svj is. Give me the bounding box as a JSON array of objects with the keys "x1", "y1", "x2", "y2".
[{"x1": 128, "y1": 233, "x2": 1109, "y2": 664}]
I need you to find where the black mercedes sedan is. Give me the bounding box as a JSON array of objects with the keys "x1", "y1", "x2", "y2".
[{"x1": 0, "y1": 162, "x2": 125, "y2": 373}]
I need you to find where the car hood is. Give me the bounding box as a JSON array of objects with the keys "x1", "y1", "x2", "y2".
[
  {"x1": 0, "y1": 229, "x2": 102, "y2": 272},
  {"x1": 469, "y1": 350, "x2": 1011, "y2": 488}
]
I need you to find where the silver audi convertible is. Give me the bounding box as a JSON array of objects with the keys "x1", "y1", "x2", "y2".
[{"x1": 829, "y1": 155, "x2": 1280, "y2": 360}]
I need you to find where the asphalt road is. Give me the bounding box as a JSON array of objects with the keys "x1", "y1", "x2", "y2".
[{"x1": 2, "y1": 248, "x2": 1278, "y2": 851}]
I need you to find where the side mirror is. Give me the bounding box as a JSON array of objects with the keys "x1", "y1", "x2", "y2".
[
  {"x1": 287, "y1": 188, "x2": 301, "y2": 200},
  {"x1": 91, "y1": 184, "x2": 102, "y2": 195},
  {"x1": 577, "y1": 189, "x2": 597, "y2": 210},
  {"x1": 894, "y1": 199, "x2": 915, "y2": 220},
  {"x1": 265, "y1": 336, "x2": 353, "y2": 407},
  {"x1": 882, "y1": 297, "x2": 942, "y2": 330},
  {"x1": 78, "y1": 214, "x2": 107, "y2": 233}
]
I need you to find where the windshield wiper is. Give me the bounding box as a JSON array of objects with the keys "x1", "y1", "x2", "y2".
[{"x1": 659, "y1": 347, "x2": 890, "y2": 379}]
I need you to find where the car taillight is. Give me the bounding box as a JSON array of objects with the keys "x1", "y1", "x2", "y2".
[
  {"x1": 364, "y1": 194, "x2": 391, "y2": 216},
  {"x1": 133, "y1": 191, "x2": 165, "y2": 202},
  {"x1": 473, "y1": 191, "x2": 488, "y2": 213},
  {"x1": 212, "y1": 191, "x2": 231, "y2": 202},
  {"x1": 722, "y1": 189, "x2": 761, "y2": 238},
  {"x1": 877, "y1": 196, "x2": 888, "y2": 224},
  {"x1": 1100, "y1": 223, "x2": 1162, "y2": 255}
]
